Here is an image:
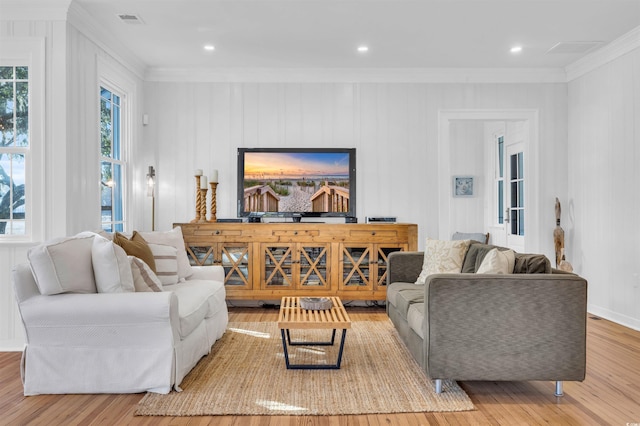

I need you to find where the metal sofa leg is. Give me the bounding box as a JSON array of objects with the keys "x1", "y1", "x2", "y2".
[
  {"x1": 555, "y1": 380, "x2": 564, "y2": 397},
  {"x1": 435, "y1": 379, "x2": 443, "y2": 394}
]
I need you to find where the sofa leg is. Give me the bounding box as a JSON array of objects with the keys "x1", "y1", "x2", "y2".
[
  {"x1": 435, "y1": 379, "x2": 443, "y2": 394},
  {"x1": 554, "y1": 381, "x2": 564, "y2": 397}
]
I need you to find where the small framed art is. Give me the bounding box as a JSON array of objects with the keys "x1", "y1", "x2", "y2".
[{"x1": 453, "y1": 176, "x2": 474, "y2": 197}]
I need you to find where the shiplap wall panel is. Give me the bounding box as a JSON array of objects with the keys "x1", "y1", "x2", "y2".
[{"x1": 569, "y1": 47, "x2": 640, "y2": 330}]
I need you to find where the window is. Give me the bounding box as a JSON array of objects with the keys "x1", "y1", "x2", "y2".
[
  {"x1": 0, "y1": 66, "x2": 29, "y2": 236},
  {"x1": 100, "y1": 86, "x2": 125, "y2": 232},
  {"x1": 495, "y1": 135, "x2": 504, "y2": 225}
]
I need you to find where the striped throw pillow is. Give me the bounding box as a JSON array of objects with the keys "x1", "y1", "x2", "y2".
[
  {"x1": 148, "y1": 243, "x2": 179, "y2": 286},
  {"x1": 129, "y1": 256, "x2": 164, "y2": 292}
]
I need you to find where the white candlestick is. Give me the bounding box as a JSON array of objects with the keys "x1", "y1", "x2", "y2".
[
  {"x1": 211, "y1": 169, "x2": 218, "y2": 183},
  {"x1": 194, "y1": 169, "x2": 203, "y2": 176},
  {"x1": 201, "y1": 176, "x2": 208, "y2": 189}
]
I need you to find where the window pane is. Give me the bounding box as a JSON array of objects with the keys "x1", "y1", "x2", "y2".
[
  {"x1": 519, "y1": 210, "x2": 525, "y2": 236},
  {"x1": 0, "y1": 81, "x2": 15, "y2": 146},
  {"x1": 16, "y1": 67, "x2": 28, "y2": 79},
  {"x1": 100, "y1": 96, "x2": 112, "y2": 157},
  {"x1": 0, "y1": 153, "x2": 26, "y2": 235},
  {"x1": 497, "y1": 181, "x2": 504, "y2": 224},
  {"x1": 510, "y1": 154, "x2": 518, "y2": 180},
  {"x1": 112, "y1": 103, "x2": 120, "y2": 160},
  {"x1": 0, "y1": 67, "x2": 13, "y2": 79},
  {"x1": 510, "y1": 182, "x2": 518, "y2": 208},
  {"x1": 518, "y1": 181, "x2": 524, "y2": 207},
  {"x1": 498, "y1": 136, "x2": 504, "y2": 178},
  {"x1": 517, "y1": 152, "x2": 524, "y2": 179},
  {"x1": 113, "y1": 163, "x2": 123, "y2": 222},
  {"x1": 16, "y1": 81, "x2": 28, "y2": 147}
]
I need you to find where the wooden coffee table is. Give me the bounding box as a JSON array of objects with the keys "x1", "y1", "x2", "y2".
[{"x1": 277, "y1": 296, "x2": 352, "y2": 369}]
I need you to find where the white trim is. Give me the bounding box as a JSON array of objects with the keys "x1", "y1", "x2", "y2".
[
  {"x1": 0, "y1": 0, "x2": 70, "y2": 20},
  {"x1": 145, "y1": 67, "x2": 567, "y2": 84},
  {"x1": 438, "y1": 109, "x2": 540, "y2": 252},
  {"x1": 566, "y1": 25, "x2": 640, "y2": 81},
  {"x1": 588, "y1": 305, "x2": 640, "y2": 332},
  {"x1": 0, "y1": 37, "x2": 46, "y2": 243},
  {"x1": 67, "y1": 2, "x2": 146, "y2": 80}
]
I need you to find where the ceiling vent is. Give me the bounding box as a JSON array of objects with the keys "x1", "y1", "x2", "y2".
[
  {"x1": 546, "y1": 41, "x2": 603, "y2": 54},
  {"x1": 117, "y1": 14, "x2": 144, "y2": 24}
]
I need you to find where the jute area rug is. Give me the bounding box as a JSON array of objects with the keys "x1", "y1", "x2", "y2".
[{"x1": 136, "y1": 320, "x2": 474, "y2": 416}]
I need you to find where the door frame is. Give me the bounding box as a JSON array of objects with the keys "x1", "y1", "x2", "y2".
[{"x1": 437, "y1": 109, "x2": 539, "y2": 253}]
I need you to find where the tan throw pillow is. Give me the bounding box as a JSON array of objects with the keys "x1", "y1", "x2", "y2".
[
  {"x1": 129, "y1": 256, "x2": 164, "y2": 292},
  {"x1": 476, "y1": 248, "x2": 515, "y2": 274},
  {"x1": 148, "y1": 243, "x2": 179, "y2": 286},
  {"x1": 415, "y1": 239, "x2": 471, "y2": 284},
  {"x1": 113, "y1": 231, "x2": 157, "y2": 272}
]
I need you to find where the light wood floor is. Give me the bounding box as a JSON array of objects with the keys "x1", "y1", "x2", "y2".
[{"x1": 2, "y1": 307, "x2": 639, "y2": 425}]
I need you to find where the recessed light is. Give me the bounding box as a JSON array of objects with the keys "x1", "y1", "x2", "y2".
[
  {"x1": 204, "y1": 44, "x2": 215, "y2": 52},
  {"x1": 510, "y1": 46, "x2": 522, "y2": 54},
  {"x1": 357, "y1": 45, "x2": 369, "y2": 53}
]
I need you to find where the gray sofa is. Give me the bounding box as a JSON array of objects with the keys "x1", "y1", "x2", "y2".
[{"x1": 386, "y1": 242, "x2": 587, "y2": 396}]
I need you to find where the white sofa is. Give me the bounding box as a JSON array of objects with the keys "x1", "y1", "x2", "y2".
[{"x1": 12, "y1": 229, "x2": 228, "y2": 395}]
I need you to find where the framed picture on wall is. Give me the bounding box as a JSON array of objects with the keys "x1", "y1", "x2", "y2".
[{"x1": 453, "y1": 176, "x2": 474, "y2": 197}]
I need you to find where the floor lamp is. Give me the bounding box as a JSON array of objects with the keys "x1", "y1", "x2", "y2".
[{"x1": 147, "y1": 166, "x2": 155, "y2": 231}]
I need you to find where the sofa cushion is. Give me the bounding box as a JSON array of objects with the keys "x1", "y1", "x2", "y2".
[
  {"x1": 27, "y1": 232, "x2": 97, "y2": 295},
  {"x1": 476, "y1": 248, "x2": 515, "y2": 274},
  {"x1": 452, "y1": 232, "x2": 488, "y2": 244},
  {"x1": 513, "y1": 253, "x2": 551, "y2": 274},
  {"x1": 139, "y1": 227, "x2": 193, "y2": 281},
  {"x1": 170, "y1": 280, "x2": 226, "y2": 338},
  {"x1": 395, "y1": 288, "x2": 425, "y2": 319},
  {"x1": 92, "y1": 235, "x2": 135, "y2": 293},
  {"x1": 415, "y1": 239, "x2": 470, "y2": 284},
  {"x1": 387, "y1": 282, "x2": 419, "y2": 307},
  {"x1": 114, "y1": 231, "x2": 157, "y2": 273},
  {"x1": 148, "y1": 243, "x2": 180, "y2": 286},
  {"x1": 407, "y1": 303, "x2": 425, "y2": 339},
  {"x1": 130, "y1": 256, "x2": 164, "y2": 292}
]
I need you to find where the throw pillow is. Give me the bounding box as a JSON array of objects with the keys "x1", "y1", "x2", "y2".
[
  {"x1": 130, "y1": 256, "x2": 164, "y2": 292},
  {"x1": 415, "y1": 238, "x2": 471, "y2": 284},
  {"x1": 138, "y1": 226, "x2": 193, "y2": 281},
  {"x1": 27, "y1": 231, "x2": 97, "y2": 295},
  {"x1": 148, "y1": 243, "x2": 180, "y2": 285},
  {"x1": 113, "y1": 231, "x2": 157, "y2": 272},
  {"x1": 92, "y1": 235, "x2": 135, "y2": 293},
  {"x1": 476, "y1": 248, "x2": 515, "y2": 274}
]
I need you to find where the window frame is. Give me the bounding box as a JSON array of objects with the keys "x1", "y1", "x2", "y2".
[
  {"x1": 0, "y1": 38, "x2": 44, "y2": 243},
  {"x1": 98, "y1": 58, "x2": 135, "y2": 233}
]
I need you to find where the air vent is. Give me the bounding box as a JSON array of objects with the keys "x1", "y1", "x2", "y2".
[
  {"x1": 547, "y1": 41, "x2": 603, "y2": 54},
  {"x1": 117, "y1": 14, "x2": 144, "y2": 24}
]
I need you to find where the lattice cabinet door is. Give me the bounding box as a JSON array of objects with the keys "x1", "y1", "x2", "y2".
[
  {"x1": 298, "y1": 244, "x2": 330, "y2": 290},
  {"x1": 339, "y1": 244, "x2": 373, "y2": 290},
  {"x1": 261, "y1": 244, "x2": 294, "y2": 289},
  {"x1": 374, "y1": 244, "x2": 407, "y2": 290},
  {"x1": 220, "y1": 244, "x2": 252, "y2": 289}
]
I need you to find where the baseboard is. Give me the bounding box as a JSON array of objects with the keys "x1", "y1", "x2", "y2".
[{"x1": 587, "y1": 304, "x2": 640, "y2": 332}]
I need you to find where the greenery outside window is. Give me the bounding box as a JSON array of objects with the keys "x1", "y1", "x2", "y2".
[
  {"x1": 0, "y1": 66, "x2": 28, "y2": 236},
  {"x1": 100, "y1": 86, "x2": 125, "y2": 232}
]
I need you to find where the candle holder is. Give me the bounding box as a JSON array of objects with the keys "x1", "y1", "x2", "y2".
[
  {"x1": 209, "y1": 182, "x2": 218, "y2": 222},
  {"x1": 199, "y1": 188, "x2": 208, "y2": 222},
  {"x1": 191, "y1": 175, "x2": 202, "y2": 223}
]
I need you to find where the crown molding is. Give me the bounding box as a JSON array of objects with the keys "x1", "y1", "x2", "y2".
[
  {"x1": 67, "y1": 2, "x2": 146, "y2": 80},
  {"x1": 566, "y1": 25, "x2": 640, "y2": 81},
  {"x1": 145, "y1": 67, "x2": 567, "y2": 84},
  {"x1": 0, "y1": 0, "x2": 72, "y2": 20}
]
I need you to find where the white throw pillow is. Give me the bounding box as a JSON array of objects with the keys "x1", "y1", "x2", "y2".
[
  {"x1": 415, "y1": 239, "x2": 471, "y2": 284},
  {"x1": 130, "y1": 256, "x2": 164, "y2": 292},
  {"x1": 139, "y1": 226, "x2": 192, "y2": 281},
  {"x1": 27, "y1": 231, "x2": 97, "y2": 295},
  {"x1": 148, "y1": 243, "x2": 180, "y2": 285},
  {"x1": 92, "y1": 235, "x2": 135, "y2": 293},
  {"x1": 476, "y1": 248, "x2": 515, "y2": 274}
]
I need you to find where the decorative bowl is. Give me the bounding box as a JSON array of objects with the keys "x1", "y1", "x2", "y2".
[{"x1": 300, "y1": 297, "x2": 332, "y2": 310}]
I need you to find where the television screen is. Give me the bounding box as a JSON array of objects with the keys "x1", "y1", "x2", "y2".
[{"x1": 237, "y1": 148, "x2": 356, "y2": 218}]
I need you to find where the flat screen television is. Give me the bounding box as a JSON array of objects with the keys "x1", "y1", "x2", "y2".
[{"x1": 237, "y1": 147, "x2": 356, "y2": 219}]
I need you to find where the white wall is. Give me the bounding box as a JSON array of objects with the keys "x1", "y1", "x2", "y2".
[
  {"x1": 568, "y1": 46, "x2": 640, "y2": 330},
  {"x1": 143, "y1": 81, "x2": 568, "y2": 264}
]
